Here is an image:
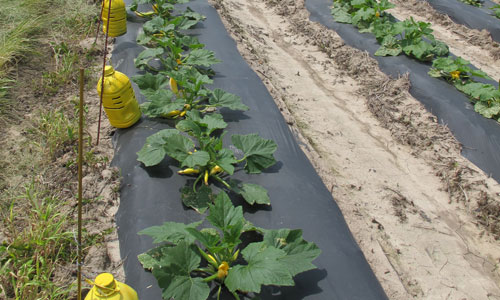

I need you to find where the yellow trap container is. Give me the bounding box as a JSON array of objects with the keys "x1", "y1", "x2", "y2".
[
  {"x1": 97, "y1": 66, "x2": 141, "y2": 128},
  {"x1": 85, "y1": 273, "x2": 138, "y2": 300},
  {"x1": 101, "y1": 0, "x2": 127, "y2": 37}
]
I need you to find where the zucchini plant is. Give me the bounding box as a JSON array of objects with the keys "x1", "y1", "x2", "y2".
[
  {"x1": 133, "y1": 68, "x2": 248, "y2": 119},
  {"x1": 429, "y1": 56, "x2": 500, "y2": 120},
  {"x1": 137, "y1": 111, "x2": 277, "y2": 212},
  {"x1": 374, "y1": 17, "x2": 448, "y2": 60},
  {"x1": 134, "y1": 35, "x2": 220, "y2": 74},
  {"x1": 428, "y1": 56, "x2": 492, "y2": 83},
  {"x1": 138, "y1": 192, "x2": 321, "y2": 300},
  {"x1": 131, "y1": 0, "x2": 190, "y2": 18},
  {"x1": 458, "y1": 0, "x2": 483, "y2": 7},
  {"x1": 331, "y1": 1, "x2": 448, "y2": 61},
  {"x1": 331, "y1": 0, "x2": 395, "y2": 32},
  {"x1": 491, "y1": 5, "x2": 500, "y2": 19}
]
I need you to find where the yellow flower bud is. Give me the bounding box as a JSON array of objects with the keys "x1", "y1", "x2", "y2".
[
  {"x1": 217, "y1": 262, "x2": 229, "y2": 279},
  {"x1": 210, "y1": 165, "x2": 223, "y2": 175},
  {"x1": 450, "y1": 70, "x2": 461, "y2": 80}
]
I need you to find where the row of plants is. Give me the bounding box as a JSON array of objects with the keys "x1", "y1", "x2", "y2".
[
  {"x1": 331, "y1": 0, "x2": 500, "y2": 121},
  {"x1": 454, "y1": 0, "x2": 500, "y2": 21},
  {"x1": 128, "y1": 0, "x2": 321, "y2": 299},
  {"x1": 491, "y1": 5, "x2": 500, "y2": 19},
  {"x1": 458, "y1": 0, "x2": 483, "y2": 7}
]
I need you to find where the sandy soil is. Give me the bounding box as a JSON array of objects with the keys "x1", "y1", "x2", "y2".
[
  {"x1": 74, "y1": 38, "x2": 126, "y2": 290},
  {"x1": 210, "y1": 0, "x2": 500, "y2": 298}
]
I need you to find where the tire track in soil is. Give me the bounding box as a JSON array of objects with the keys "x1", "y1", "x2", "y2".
[{"x1": 211, "y1": 0, "x2": 500, "y2": 299}]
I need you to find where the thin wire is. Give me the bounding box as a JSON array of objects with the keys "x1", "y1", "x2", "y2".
[
  {"x1": 97, "y1": 0, "x2": 113, "y2": 146},
  {"x1": 77, "y1": 68, "x2": 84, "y2": 300}
]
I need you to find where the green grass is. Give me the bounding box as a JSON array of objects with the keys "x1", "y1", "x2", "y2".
[
  {"x1": 34, "y1": 108, "x2": 78, "y2": 159},
  {"x1": 0, "y1": 182, "x2": 76, "y2": 300},
  {"x1": 0, "y1": 0, "x2": 98, "y2": 115},
  {"x1": 0, "y1": 0, "x2": 105, "y2": 299}
]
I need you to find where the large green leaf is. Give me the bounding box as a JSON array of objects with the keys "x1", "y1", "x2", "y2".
[
  {"x1": 431, "y1": 57, "x2": 455, "y2": 72},
  {"x1": 430, "y1": 40, "x2": 449, "y2": 57},
  {"x1": 182, "y1": 8, "x2": 205, "y2": 21},
  {"x1": 470, "y1": 69, "x2": 493, "y2": 81},
  {"x1": 176, "y1": 119, "x2": 202, "y2": 137},
  {"x1": 132, "y1": 73, "x2": 169, "y2": 98},
  {"x1": 375, "y1": 44, "x2": 402, "y2": 56},
  {"x1": 154, "y1": 268, "x2": 209, "y2": 300},
  {"x1": 206, "y1": 192, "x2": 244, "y2": 231},
  {"x1": 139, "y1": 89, "x2": 184, "y2": 118},
  {"x1": 138, "y1": 220, "x2": 202, "y2": 244},
  {"x1": 402, "y1": 40, "x2": 434, "y2": 61},
  {"x1": 224, "y1": 242, "x2": 294, "y2": 293},
  {"x1": 158, "y1": 241, "x2": 200, "y2": 273},
  {"x1": 138, "y1": 244, "x2": 171, "y2": 269},
  {"x1": 181, "y1": 150, "x2": 210, "y2": 168},
  {"x1": 180, "y1": 185, "x2": 213, "y2": 213},
  {"x1": 164, "y1": 133, "x2": 195, "y2": 163},
  {"x1": 331, "y1": 6, "x2": 352, "y2": 23},
  {"x1": 232, "y1": 183, "x2": 270, "y2": 205},
  {"x1": 143, "y1": 16, "x2": 175, "y2": 34},
  {"x1": 136, "y1": 33, "x2": 152, "y2": 46},
  {"x1": 137, "y1": 129, "x2": 179, "y2": 166},
  {"x1": 222, "y1": 218, "x2": 244, "y2": 247},
  {"x1": 474, "y1": 101, "x2": 500, "y2": 119},
  {"x1": 262, "y1": 229, "x2": 321, "y2": 276},
  {"x1": 179, "y1": 111, "x2": 227, "y2": 136},
  {"x1": 185, "y1": 49, "x2": 221, "y2": 67},
  {"x1": 209, "y1": 89, "x2": 249, "y2": 111},
  {"x1": 216, "y1": 148, "x2": 236, "y2": 175},
  {"x1": 231, "y1": 134, "x2": 277, "y2": 174},
  {"x1": 459, "y1": 82, "x2": 500, "y2": 101},
  {"x1": 135, "y1": 47, "x2": 164, "y2": 69},
  {"x1": 152, "y1": 242, "x2": 210, "y2": 300},
  {"x1": 427, "y1": 68, "x2": 442, "y2": 78},
  {"x1": 185, "y1": 227, "x2": 220, "y2": 250},
  {"x1": 352, "y1": 7, "x2": 374, "y2": 26},
  {"x1": 202, "y1": 113, "x2": 228, "y2": 134},
  {"x1": 374, "y1": 35, "x2": 402, "y2": 57}
]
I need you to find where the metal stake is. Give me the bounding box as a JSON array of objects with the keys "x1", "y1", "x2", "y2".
[{"x1": 77, "y1": 68, "x2": 84, "y2": 300}]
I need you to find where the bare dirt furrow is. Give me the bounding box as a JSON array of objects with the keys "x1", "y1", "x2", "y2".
[{"x1": 211, "y1": 0, "x2": 500, "y2": 298}]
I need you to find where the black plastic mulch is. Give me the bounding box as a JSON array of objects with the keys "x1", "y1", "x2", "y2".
[
  {"x1": 110, "y1": 0, "x2": 389, "y2": 299},
  {"x1": 425, "y1": 0, "x2": 500, "y2": 43}
]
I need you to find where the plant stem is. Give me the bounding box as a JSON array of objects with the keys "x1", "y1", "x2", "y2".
[
  {"x1": 193, "y1": 173, "x2": 203, "y2": 193},
  {"x1": 212, "y1": 175, "x2": 231, "y2": 189},
  {"x1": 235, "y1": 157, "x2": 246, "y2": 164},
  {"x1": 202, "y1": 273, "x2": 218, "y2": 283},
  {"x1": 194, "y1": 268, "x2": 212, "y2": 274},
  {"x1": 231, "y1": 291, "x2": 241, "y2": 300},
  {"x1": 217, "y1": 285, "x2": 222, "y2": 300}
]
